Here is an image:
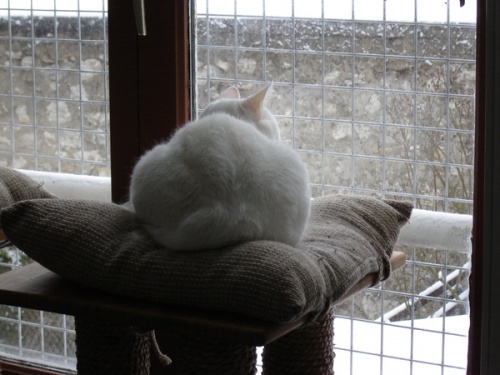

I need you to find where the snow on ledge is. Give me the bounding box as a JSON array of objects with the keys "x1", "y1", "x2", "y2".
[
  {"x1": 20, "y1": 169, "x2": 112, "y2": 203},
  {"x1": 398, "y1": 208, "x2": 472, "y2": 253},
  {"x1": 18, "y1": 170, "x2": 472, "y2": 253}
]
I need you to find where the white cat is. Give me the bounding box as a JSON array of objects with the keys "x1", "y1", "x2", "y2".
[{"x1": 129, "y1": 85, "x2": 311, "y2": 251}]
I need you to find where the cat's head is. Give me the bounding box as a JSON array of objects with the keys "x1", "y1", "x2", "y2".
[{"x1": 200, "y1": 85, "x2": 280, "y2": 140}]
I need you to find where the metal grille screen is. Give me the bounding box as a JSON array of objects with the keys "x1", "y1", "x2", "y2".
[
  {"x1": 0, "y1": 0, "x2": 108, "y2": 371},
  {"x1": 0, "y1": 0, "x2": 475, "y2": 373},
  {"x1": 195, "y1": 1, "x2": 474, "y2": 373}
]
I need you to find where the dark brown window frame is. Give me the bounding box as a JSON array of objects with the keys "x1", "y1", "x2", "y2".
[
  {"x1": 468, "y1": 0, "x2": 500, "y2": 374},
  {"x1": 109, "y1": 0, "x2": 190, "y2": 204},
  {"x1": 0, "y1": 360, "x2": 67, "y2": 375}
]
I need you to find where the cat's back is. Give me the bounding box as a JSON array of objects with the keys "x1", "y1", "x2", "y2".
[
  {"x1": 130, "y1": 107, "x2": 310, "y2": 251},
  {"x1": 177, "y1": 112, "x2": 267, "y2": 155},
  {"x1": 130, "y1": 112, "x2": 279, "y2": 211},
  {"x1": 133, "y1": 113, "x2": 257, "y2": 169}
]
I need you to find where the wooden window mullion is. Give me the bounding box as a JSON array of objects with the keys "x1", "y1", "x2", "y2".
[{"x1": 109, "y1": 0, "x2": 190, "y2": 204}]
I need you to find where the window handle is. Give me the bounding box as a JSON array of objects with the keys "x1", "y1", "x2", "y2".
[{"x1": 133, "y1": 0, "x2": 147, "y2": 36}]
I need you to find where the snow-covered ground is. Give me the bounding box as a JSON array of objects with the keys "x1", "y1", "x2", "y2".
[
  {"x1": 255, "y1": 315, "x2": 468, "y2": 374},
  {"x1": 334, "y1": 315, "x2": 469, "y2": 374}
]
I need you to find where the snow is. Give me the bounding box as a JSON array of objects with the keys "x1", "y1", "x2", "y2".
[
  {"x1": 334, "y1": 315, "x2": 469, "y2": 374},
  {"x1": 398, "y1": 209, "x2": 472, "y2": 253},
  {"x1": 255, "y1": 315, "x2": 468, "y2": 374},
  {"x1": 21, "y1": 169, "x2": 111, "y2": 202},
  {"x1": 19, "y1": 171, "x2": 474, "y2": 256}
]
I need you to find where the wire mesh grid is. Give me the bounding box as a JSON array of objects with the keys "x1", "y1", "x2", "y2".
[
  {"x1": 195, "y1": 0, "x2": 476, "y2": 214},
  {"x1": 0, "y1": 0, "x2": 108, "y2": 370},
  {"x1": 0, "y1": 0, "x2": 475, "y2": 373},
  {"x1": 195, "y1": 0, "x2": 474, "y2": 373},
  {"x1": 331, "y1": 246, "x2": 470, "y2": 374},
  {"x1": 0, "y1": 0, "x2": 110, "y2": 177},
  {"x1": 0, "y1": 252, "x2": 77, "y2": 370}
]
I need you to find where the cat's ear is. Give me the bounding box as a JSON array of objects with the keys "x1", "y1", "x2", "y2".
[
  {"x1": 242, "y1": 84, "x2": 272, "y2": 121},
  {"x1": 219, "y1": 86, "x2": 240, "y2": 100}
]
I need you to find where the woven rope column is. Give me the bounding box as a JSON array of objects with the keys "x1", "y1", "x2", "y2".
[
  {"x1": 262, "y1": 309, "x2": 335, "y2": 375},
  {"x1": 176, "y1": 336, "x2": 257, "y2": 375},
  {"x1": 75, "y1": 316, "x2": 152, "y2": 375}
]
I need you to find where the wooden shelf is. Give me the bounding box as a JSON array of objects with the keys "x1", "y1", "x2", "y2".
[
  {"x1": 0, "y1": 251, "x2": 406, "y2": 346},
  {"x1": 0, "y1": 263, "x2": 306, "y2": 346}
]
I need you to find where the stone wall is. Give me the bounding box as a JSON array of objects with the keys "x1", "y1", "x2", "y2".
[
  {"x1": 196, "y1": 18, "x2": 476, "y2": 214},
  {"x1": 0, "y1": 16, "x2": 109, "y2": 176}
]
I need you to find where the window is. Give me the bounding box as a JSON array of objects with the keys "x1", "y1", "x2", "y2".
[
  {"x1": 196, "y1": 0, "x2": 474, "y2": 373},
  {"x1": 0, "y1": 0, "x2": 499, "y2": 374},
  {"x1": 0, "y1": 0, "x2": 109, "y2": 371},
  {"x1": 0, "y1": 0, "x2": 189, "y2": 372},
  {"x1": 0, "y1": 1, "x2": 110, "y2": 175}
]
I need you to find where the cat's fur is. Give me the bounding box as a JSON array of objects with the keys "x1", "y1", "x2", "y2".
[{"x1": 129, "y1": 85, "x2": 311, "y2": 251}]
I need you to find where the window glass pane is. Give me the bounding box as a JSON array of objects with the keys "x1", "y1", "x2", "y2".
[
  {"x1": 354, "y1": 0, "x2": 383, "y2": 21},
  {"x1": 324, "y1": 0, "x2": 352, "y2": 20},
  {"x1": 386, "y1": 0, "x2": 414, "y2": 22},
  {"x1": 294, "y1": 0, "x2": 322, "y2": 19},
  {"x1": 194, "y1": 1, "x2": 475, "y2": 373},
  {"x1": 0, "y1": 1, "x2": 108, "y2": 371},
  {"x1": 0, "y1": 2, "x2": 109, "y2": 175},
  {"x1": 418, "y1": 0, "x2": 447, "y2": 23}
]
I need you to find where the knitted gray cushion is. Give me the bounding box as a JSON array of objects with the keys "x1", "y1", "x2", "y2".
[
  {"x1": 0, "y1": 166, "x2": 55, "y2": 208},
  {"x1": 0, "y1": 188, "x2": 411, "y2": 323}
]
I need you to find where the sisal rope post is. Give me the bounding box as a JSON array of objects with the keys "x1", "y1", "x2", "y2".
[
  {"x1": 262, "y1": 308, "x2": 335, "y2": 375},
  {"x1": 75, "y1": 316, "x2": 153, "y2": 375},
  {"x1": 176, "y1": 335, "x2": 257, "y2": 375}
]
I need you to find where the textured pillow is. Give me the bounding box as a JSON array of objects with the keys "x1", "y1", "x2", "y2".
[
  {"x1": 0, "y1": 189, "x2": 411, "y2": 323},
  {"x1": 0, "y1": 166, "x2": 55, "y2": 208},
  {"x1": 0, "y1": 166, "x2": 55, "y2": 242}
]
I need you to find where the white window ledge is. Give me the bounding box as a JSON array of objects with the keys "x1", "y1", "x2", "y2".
[
  {"x1": 20, "y1": 170, "x2": 112, "y2": 203},
  {"x1": 19, "y1": 170, "x2": 472, "y2": 253}
]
